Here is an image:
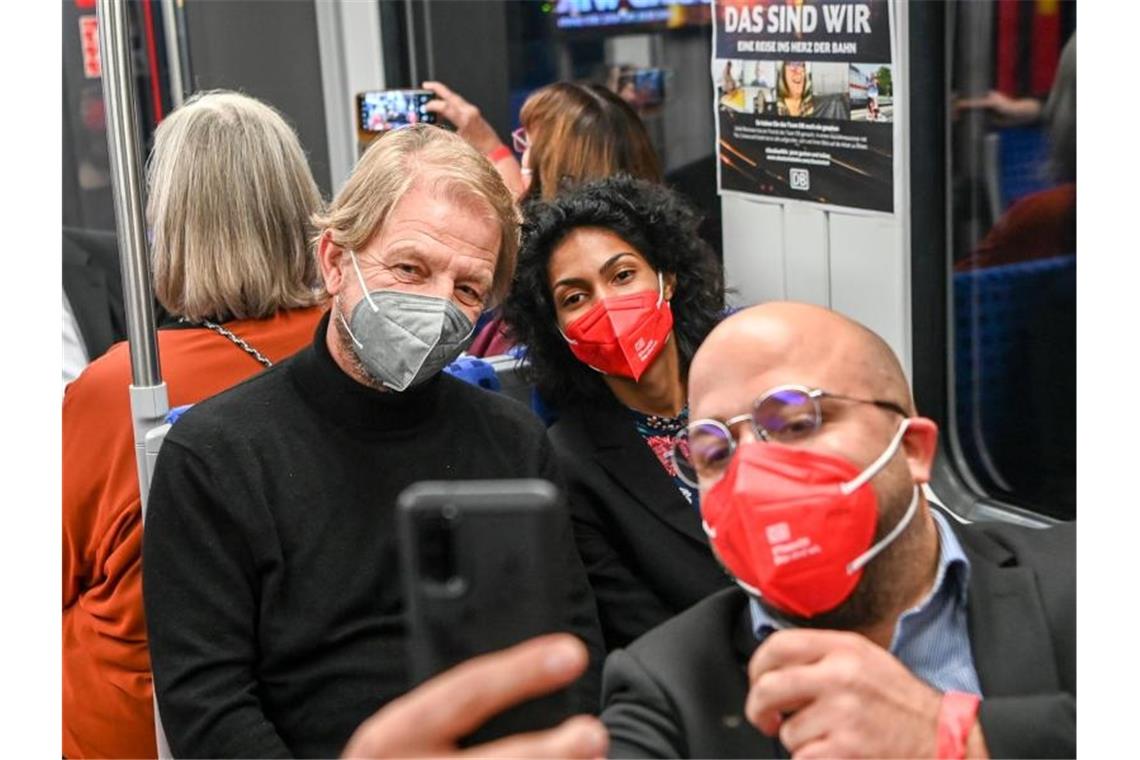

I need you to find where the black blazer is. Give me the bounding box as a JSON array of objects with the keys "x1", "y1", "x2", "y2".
[
  {"x1": 62, "y1": 226, "x2": 126, "y2": 362},
  {"x1": 549, "y1": 393, "x2": 734, "y2": 651},
  {"x1": 600, "y1": 512, "x2": 1076, "y2": 759}
]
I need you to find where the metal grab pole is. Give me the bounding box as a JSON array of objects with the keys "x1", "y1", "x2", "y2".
[
  {"x1": 97, "y1": 0, "x2": 170, "y2": 516},
  {"x1": 160, "y1": 0, "x2": 186, "y2": 108},
  {"x1": 97, "y1": 11, "x2": 175, "y2": 754}
]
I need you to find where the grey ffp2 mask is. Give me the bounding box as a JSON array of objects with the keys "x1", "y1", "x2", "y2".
[{"x1": 337, "y1": 250, "x2": 475, "y2": 392}]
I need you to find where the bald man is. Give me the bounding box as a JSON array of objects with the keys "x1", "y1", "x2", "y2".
[{"x1": 600, "y1": 303, "x2": 1075, "y2": 759}]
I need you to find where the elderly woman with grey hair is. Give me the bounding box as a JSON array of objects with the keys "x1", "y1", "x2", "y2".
[{"x1": 63, "y1": 89, "x2": 327, "y2": 759}]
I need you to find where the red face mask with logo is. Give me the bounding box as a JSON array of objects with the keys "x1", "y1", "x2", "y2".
[
  {"x1": 699, "y1": 420, "x2": 918, "y2": 619},
  {"x1": 561, "y1": 271, "x2": 674, "y2": 381}
]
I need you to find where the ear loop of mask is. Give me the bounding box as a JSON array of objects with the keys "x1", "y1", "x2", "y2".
[
  {"x1": 334, "y1": 249, "x2": 374, "y2": 350},
  {"x1": 847, "y1": 485, "x2": 919, "y2": 575},
  {"x1": 348, "y1": 249, "x2": 379, "y2": 312},
  {"x1": 335, "y1": 295, "x2": 364, "y2": 350},
  {"x1": 843, "y1": 418, "x2": 920, "y2": 575},
  {"x1": 840, "y1": 418, "x2": 911, "y2": 495}
]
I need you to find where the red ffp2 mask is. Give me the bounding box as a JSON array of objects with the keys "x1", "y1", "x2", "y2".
[
  {"x1": 699, "y1": 420, "x2": 917, "y2": 619},
  {"x1": 561, "y1": 272, "x2": 674, "y2": 381}
]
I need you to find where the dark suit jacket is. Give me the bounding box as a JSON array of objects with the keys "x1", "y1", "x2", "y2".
[
  {"x1": 62, "y1": 227, "x2": 126, "y2": 362},
  {"x1": 549, "y1": 393, "x2": 734, "y2": 651},
  {"x1": 601, "y1": 512, "x2": 1076, "y2": 758}
]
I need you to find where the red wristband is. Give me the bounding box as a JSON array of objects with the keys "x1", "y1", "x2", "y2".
[
  {"x1": 485, "y1": 144, "x2": 512, "y2": 163},
  {"x1": 936, "y1": 691, "x2": 981, "y2": 760}
]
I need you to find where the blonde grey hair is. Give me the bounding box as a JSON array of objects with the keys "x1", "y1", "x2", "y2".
[
  {"x1": 311, "y1": 124, "x2": 519, "y2": 306},
  {"x1": 146, "y1": 89, "x2": 324, "y2": 322}
]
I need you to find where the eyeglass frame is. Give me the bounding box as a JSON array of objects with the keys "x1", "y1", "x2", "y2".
[
  {"x1": 670, "y1": 384, "x2": 909, "y2": 487},
  {"x1": 511, "y1": 126, "x2": 530, "y2": 155}
]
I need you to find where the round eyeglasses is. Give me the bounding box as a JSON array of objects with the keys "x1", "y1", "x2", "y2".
[{"x1": 669, "y1": 384, "x2": 908, "y2": 487}]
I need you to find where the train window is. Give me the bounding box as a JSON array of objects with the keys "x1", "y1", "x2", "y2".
[{"x1": 946, "y1": 0, "x2": 1076, "y2": 520}]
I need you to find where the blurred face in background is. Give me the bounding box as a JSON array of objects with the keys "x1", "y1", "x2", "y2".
[{"x1": 785, "y1": 62, "x2": 806, "y2": 97}]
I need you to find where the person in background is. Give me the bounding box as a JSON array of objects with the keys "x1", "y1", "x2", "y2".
[
  {"x1": 867, "y1": 74, "x2": 881, "y2": 121},
  {"x1": 600, "y1": 302, "x2": 1075, "y2": 758},
  {"x1": 141, "y1": 125, "x2": 603, "y2": 758},
  {"x1": 423, "y1": 79, "x2": 661, "y2": 204},
  {"x1": 954, "y1": 32, "x2": 1076, "y2": 270},
  {"x1": 722, "y1": 60, "x2": 739, "y2": 95},
  {"x1": 502, "y1": 176, "x2": 733, "y2": 651},
  {"x1": 62, "y1": 290, "x2": 88, "y2": 389},
  {"x1": 63, "y1": 90, "x2": 327, "y2": 759},
  {"x1": 424, "y1": 79, "x2": 663, "y2": 356},
  {"x1": 62, "y1": 225, "x2": 129, "y2": 388}
]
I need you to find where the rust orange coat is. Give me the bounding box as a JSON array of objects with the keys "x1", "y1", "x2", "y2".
[{"x1": 62, "y1": 306, "x2": 325, "y2": 759}]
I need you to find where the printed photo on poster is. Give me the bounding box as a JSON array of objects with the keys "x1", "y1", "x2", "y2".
[
  {"x1": 712, "y1": 0, "x2": 895, "y2": 213},
  {"x1": 849, "y1": 63, "x2": 893, "y2": 122},
  {"x1": 718, "y1": 60, "x2": 851, "y2": 119}
]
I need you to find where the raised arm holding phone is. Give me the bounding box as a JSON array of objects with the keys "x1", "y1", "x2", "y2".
[{"x1": 421, "y1": 79, "x2": 660, "y2": 203}]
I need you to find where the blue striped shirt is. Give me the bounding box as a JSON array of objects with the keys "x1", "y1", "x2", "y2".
[{"x1": 749, "y1": 509, "x2": 982, "y2": 695}]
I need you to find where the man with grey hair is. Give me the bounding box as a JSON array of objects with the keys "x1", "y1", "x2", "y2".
[{"x1": 143, "y1": 125, "x2": 603, "y2": 758}]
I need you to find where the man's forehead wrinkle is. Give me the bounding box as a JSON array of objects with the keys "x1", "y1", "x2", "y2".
[
  {"x1": 381, "y1": 215, "x2": 498, "y2": 257},
  {"x1": 375, "y1": 181, "x2": 500, "y2": 258}
]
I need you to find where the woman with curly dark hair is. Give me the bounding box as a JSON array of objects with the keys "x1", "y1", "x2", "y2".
[{"x1": 502, "y1": 175, "x2": 733, "y2": 650}]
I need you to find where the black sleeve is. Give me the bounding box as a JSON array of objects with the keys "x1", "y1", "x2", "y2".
[
  {"x1": 600, "y1": 649, "x2": 687, "y2": 759},
  {"x1": 978, "y1": 693, "x2": 1076, "y2": 759},
  {"x1": 559, "y1": 451, "x2": 676, "y2": 651},
  {"x1": 142, "y1": 437, "x2": 292, "y2": 758},
  {"x1": 539, "y1": 433, "x2": 607, "y2": 714}
]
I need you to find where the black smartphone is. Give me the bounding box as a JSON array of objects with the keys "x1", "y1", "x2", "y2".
[
  {"x1": 397, "y1": 479, "x2": 574, "y2": 744},
  {"x1": 356, "y1": 89, "x2": 437, "y2": 134}
]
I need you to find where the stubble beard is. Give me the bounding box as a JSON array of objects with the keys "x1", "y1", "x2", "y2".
[{"x1": 334, "y1": 305, "x2": 390, "y2": 393}]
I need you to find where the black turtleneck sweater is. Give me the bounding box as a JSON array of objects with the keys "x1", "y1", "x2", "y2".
[{"x1": 142, "y1": 314, "x2": 604, "y2": 758}]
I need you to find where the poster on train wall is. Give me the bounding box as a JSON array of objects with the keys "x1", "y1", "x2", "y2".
[{"x1": 712, "y1": 0, "x2": 896, "y2": 213}]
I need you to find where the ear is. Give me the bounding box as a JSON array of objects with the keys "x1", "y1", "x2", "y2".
[
  {"x1": 901, "y1": 417, "x2": 939, "y2": 484},
  {"x1": 317, "y1": 230, "x2": 348, "y2": 296},
  {"x1": 663, "y1": 271, "x2": 678, "y2": 301}
]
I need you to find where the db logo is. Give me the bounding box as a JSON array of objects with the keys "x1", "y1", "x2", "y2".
[
  {"x1": 790, "y1": 167, "x2": 810, "y2": 191},
  {"x1": 766, "y1": 522, "x2": 792, "y2": 544}
]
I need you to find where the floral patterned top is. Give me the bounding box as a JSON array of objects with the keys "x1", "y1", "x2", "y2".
[{"x1": 629, "y1": 405, "x2": 699, "y2": 511}]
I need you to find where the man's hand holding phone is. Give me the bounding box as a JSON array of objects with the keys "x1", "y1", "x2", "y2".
[{"x1": 341, "y1": 634, "x2": 607, "y2": 759}]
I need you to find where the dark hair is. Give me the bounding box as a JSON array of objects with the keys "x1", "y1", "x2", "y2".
[
  {"x1": 502, "y1": 175, "x2": 725, "y2": 404},
  {"x1": 519, "y1": 82, "x2": 662, "y2": 201}
]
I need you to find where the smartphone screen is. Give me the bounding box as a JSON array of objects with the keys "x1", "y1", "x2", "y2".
[
  {"x1": 612, "y1": 66, "x2": 667, "y2": 110},
  {"x1": 633, "y1": 68, "x2": 666, "y2": 107},
  {"x1": 357, "y1": 90, "x2": 437, "y2": 133}
]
